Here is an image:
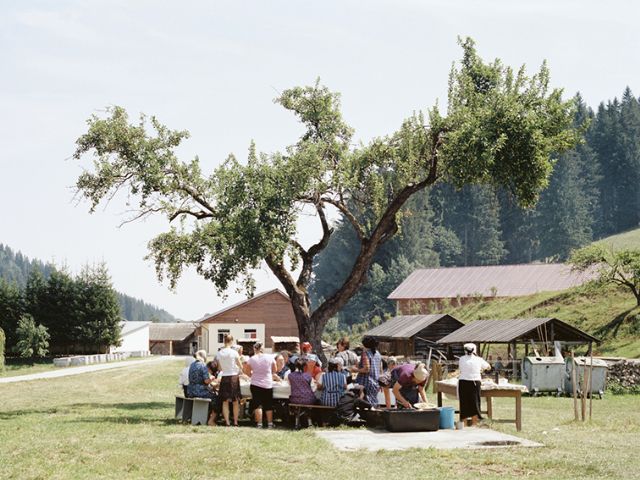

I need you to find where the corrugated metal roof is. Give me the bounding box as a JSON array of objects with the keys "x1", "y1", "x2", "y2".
[
  {"x1": 364, "y1": 314, "x2": 459, "y2": 339},
  {"x1": 196, "y1": 289, "x2": 290, "y2": 323},
  {"x1": 388, "y1": 264, "x2": 593, "y2": 300},
  {"x1": 149, "y1": 323, "x2": 197, "y2": 341},
  {"x1": 438, "y1": 318, "x2": 599, "y2": 344}
]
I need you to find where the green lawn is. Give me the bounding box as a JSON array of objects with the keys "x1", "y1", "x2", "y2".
[
  {"x1": 0, "y1": 358, "x2": 58, "y2": 378},
  {"x1": 595, "y1": 227, "x2": 640, "y2": 251},
  {"x1": 0, "y1": 356, "x2": 157, "y2": 378},
  {"x1": 1, "y1": 359, "x2": 639, "y2": 479}
]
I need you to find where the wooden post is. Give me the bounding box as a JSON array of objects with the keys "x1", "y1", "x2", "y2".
[
  {"x1": 580, "y1": 355, "x2": 587, "y2": 421},
  {"x1": 588, "y1": 343, "x2": 594, "y2": 420},
  {"x1": 169, "y1": 340, "x2": 173, "y2": 356},
  {"x1": 571, "y1": 351, "x2": 578, "y2": 421}
]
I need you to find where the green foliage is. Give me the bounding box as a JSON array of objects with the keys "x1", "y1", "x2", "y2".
[
  {"x1": 0, "y1": 243, "x2": 176, "y2": 323},
  {"x1": 608, "y1": 380, "x2": 640, "y2": 395},
  {"x1": 15, "y1": 314, "x2": 50, "y2": 358},
  {"x1": 0, "y1": 261, "x2": 123, "y2": 354},
  {"x1": 73, "y1": 38, "x2": 578, "y2": 348},
  {"x1": 442, "y1": 38, "x2": 579, "y2": 207},
  {"x1": 0, "y1": 278, "x2": 25, "y2": 351},
  {"x1": 75, "y1": 264, "x2": 122, "y2": 351},
  {"x1": 570, "y1": 244, "x2": 640, "y2": 306}
]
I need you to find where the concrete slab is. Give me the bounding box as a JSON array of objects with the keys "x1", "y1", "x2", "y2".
[{"x1": 315, "y1": 427, "x2": 543, "y2": 451}]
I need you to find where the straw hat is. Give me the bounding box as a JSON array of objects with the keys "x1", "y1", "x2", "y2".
[{"x1": 464, "y1": 343, "x2": 476, "y2": 354}]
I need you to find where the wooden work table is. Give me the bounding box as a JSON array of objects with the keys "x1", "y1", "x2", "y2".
[{"x1": 435, "y1": 380, "x2": 523, "y2": 431}]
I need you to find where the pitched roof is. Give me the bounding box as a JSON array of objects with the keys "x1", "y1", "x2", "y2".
[
  {"x1": 388, "y1": 263, "x2": 593, "y2": 300},
  {"x1": 364, "y1": 314, "x2": 463, "y2": 339},
  {"x1": 437, "y1": 318, "x2": 599, "y2": 344},
  {"x1": 149, "y1": 322, "x2": 197, "y2": 342},
  {"x1": 197, "y1": 289, "x2": 290, "y2": 324}
]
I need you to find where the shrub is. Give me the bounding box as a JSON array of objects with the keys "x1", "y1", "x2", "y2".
[{"x1": 16, "y1": 314, "x2": 50, "y2": 358}]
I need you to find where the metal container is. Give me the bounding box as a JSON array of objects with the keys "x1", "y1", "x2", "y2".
[
  {"x1": 564, "y1": 357, "x2": 608, "y2": 396},
  {"x1": 382, "y1": 408, "x2": 440, "y2": 432},
  {"x1": 522, "y1": 356, "x2": 565, "y2": 395}
]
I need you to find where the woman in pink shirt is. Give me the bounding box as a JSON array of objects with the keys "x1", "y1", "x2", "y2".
[{"x1": 247, "y1": 342, "x2": 277, "y2": 429}]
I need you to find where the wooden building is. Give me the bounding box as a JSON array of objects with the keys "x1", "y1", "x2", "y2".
[
  {"x1": 149, "y1": 323, "x2": 198, "y2": 355},
  {"x1": 197, "y1": 289, "x2": 298, "y2": 353},
  {"x1": 363, "y1": 314, "x2": 465, "y2": 359}
]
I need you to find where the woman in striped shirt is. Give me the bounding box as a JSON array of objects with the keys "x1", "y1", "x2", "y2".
[{"x1": 318, "y1": 359, "x2": 347, "y2": 407}]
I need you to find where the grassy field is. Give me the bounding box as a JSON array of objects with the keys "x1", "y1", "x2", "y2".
[
  {"x1": 447, "y1": 283, "x2": 640, "y2": 358},
  {"x1": 0, "y1": 358, "x2": 58, "y2": 378},
  {"x1": 0, "y1": 356, "x2": 158, "y2": 378},
  {"x1": 1, "y1": 359, "x2": 639, "y2": 479},
  {"x1": 595, "y1": 227, "x2": 640, "y2": 251}
]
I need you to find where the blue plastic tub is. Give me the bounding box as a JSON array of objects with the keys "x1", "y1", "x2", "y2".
[{"x1": 438, "y1": 406, "x2": 455, "y2": 429}]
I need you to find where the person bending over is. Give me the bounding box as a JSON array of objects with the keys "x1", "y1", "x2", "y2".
[{"x1": 391, "y1": 362, "x2": 429, "y2": 409}]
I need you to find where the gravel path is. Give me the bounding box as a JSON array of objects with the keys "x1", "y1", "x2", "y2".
[{"x1": 0, "y1": 356, "x2": 179, "y2": 384}]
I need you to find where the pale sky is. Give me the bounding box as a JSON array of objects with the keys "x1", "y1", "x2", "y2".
[{"x1": 1, "y1": 0, "x2": 638, "y2": 320}]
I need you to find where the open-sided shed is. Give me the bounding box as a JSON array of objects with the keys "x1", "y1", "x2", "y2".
[
  {"x1": 437, "y1": 317, "x2": 599, "y2": 346},
  {"x1": 363, "y1": 314, "x2": 464, "y2": 359},
  {"x1": 437, "y1": 317, "x2": 600, "y2": 375}
]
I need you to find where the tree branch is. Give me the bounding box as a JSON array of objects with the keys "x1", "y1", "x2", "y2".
[
  {"x1": 320, "y1": 197, "x2": 365, "y2": 241},
  {"x1": 168, "y1": 209, "x2": 214, "y2": 222},
  {"x1": 296, "y1": 203, "x2": 333, "y2": 288}
]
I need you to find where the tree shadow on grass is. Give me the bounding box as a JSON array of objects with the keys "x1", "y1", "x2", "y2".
[
  {"x1": 0, "y1": 401, "x2": 176, "y2": 427},
  {"x1": 594, "y1": 308, "x2": 639, "y2": 338}
]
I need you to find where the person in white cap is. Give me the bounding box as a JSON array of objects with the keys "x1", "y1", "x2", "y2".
[
  {"x1": 458, "y1": 343, "x2": 491, "y2": 426},
  {"x1": 390, "y1": 362, "x2": 429, "y2": 409}
]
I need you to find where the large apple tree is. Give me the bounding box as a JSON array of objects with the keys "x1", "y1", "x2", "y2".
[{"x1": 73, "y1": 39, "x2": 579, "y2": 359}]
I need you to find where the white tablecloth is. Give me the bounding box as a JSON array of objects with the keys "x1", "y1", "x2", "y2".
[{"x1": 239, "y1": 379, "x2": 395, "y2": 405}]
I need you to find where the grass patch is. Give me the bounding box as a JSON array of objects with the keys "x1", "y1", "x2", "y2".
[
  {"x1": 0, "y1": 356, "x2": 159, "y2": 378},
  {"x1": 1, "y1": 360, "x2": 639, "y2": 479},
  {"x1": 595, "y1": 227, "x2": 640, "y2": 251},
  {"x1": 0, "y1": 357, "x2": 58, "y2": 377}
]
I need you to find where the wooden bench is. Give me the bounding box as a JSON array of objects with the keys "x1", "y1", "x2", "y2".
[
  {"x1": 175, "y1": 396, "x2": 212, "y2": 426},
  {"x1": 289, "y1": 403, "x2": 335, "y2": 429}
]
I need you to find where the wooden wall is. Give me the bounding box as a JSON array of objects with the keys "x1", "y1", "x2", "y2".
[{"x1": 200, "y1": 291, "x2": 298, "y2": 348}]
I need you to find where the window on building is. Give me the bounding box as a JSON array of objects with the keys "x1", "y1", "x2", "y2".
[
  {"x1": 217, "y1": 329, "x2": 230, "y2": 344},
  {"x1": 244, "y1": 329, "x2": 257, "y2": 339}
]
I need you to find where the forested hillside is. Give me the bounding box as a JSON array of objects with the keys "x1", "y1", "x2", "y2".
[
  {"x1": 0, "y1": 244, "x2": 177, "y2": 323},
  {"x1": 311, "y1": 88, "x2": 640, "y2": 326}
]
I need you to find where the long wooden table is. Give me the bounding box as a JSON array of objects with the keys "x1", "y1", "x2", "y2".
[{"x1": 434, "y1": 380, "x2": 523, "y2": 431}]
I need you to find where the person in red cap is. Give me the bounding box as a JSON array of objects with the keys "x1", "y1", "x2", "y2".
[{"x1": 301, "y1": 341, "x2": 323, "y2": 381}]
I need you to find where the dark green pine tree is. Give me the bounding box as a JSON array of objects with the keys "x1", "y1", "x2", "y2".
[
  {"x1": 618, "y1": 87, "x2": 640, "y2": 230},
  {"x1": 535, "y1": 94, "x2": 600, "y2": 260},
  {"x1": 24, "y1": 270, "x2": 48, "y2": 332},
  {"x1": 76, "y1": 264, "x2": 122, "y2": 353},
  {"x1": 35, "y1": 269, "x2": 78, "y2": 353},
  {"x1": 437, "y1": 184, "x2": 505, "y2": 266},
  {"x1": 0, "y1": 279, "x2": 25, "y2": 352},
  {"x1": 591, "y1": 98, "x2": 627, "y2": 236},
  {"x1": 496, "y1": 189, "x2": 540, "y2": 264},
  {"x1": 536, "y1": 150, "x2": 594, "y2": 260}
]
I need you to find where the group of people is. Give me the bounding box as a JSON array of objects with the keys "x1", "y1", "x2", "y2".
[{"x1": 179, "y1": 335, "x2": 491, "y2": 428}]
